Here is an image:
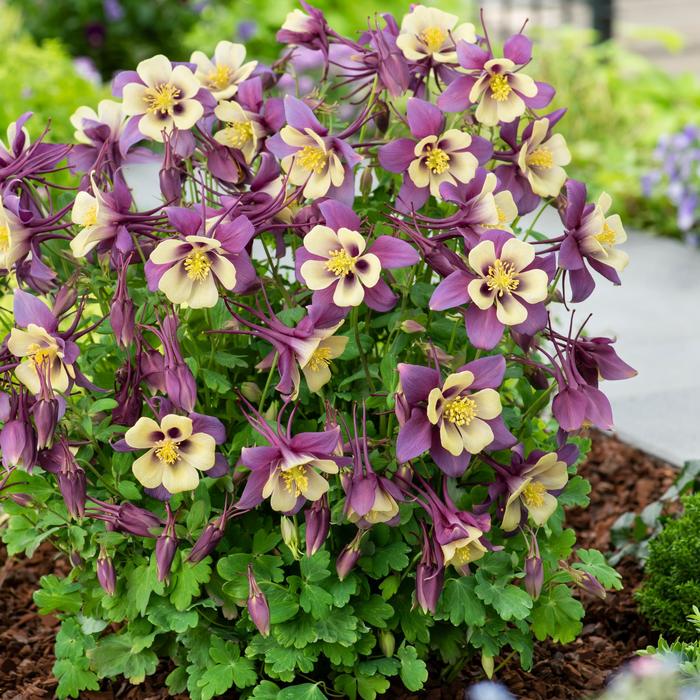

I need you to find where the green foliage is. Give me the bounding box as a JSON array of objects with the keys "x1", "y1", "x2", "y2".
[{"x1": 637, "y1": 494, "x2": 700, "y2": 639}]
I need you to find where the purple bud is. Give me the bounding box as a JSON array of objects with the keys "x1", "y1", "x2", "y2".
[
  {"x1": 58, "y1": 466, "x2": 87, "y2": 519},
  {"x1": 159, "y1": 166, "x2": 183, "y2": 205},
  {"x1": 70, "y1": 551, "x2": 83, "y2": 568},
  {"x1": 577, "y1": 571, "x2": 606, "y2": 600},
  {"x1": 336, "y1": 531, "x2": 364, "y2": 581},
  {"x1": 33, "y1": 396, "x2": 59, "y2": 449},
  {"x1": 0, "y1": 419, "x2": 37, "y2": 470},
  {"x1": 116, "y1": 502, "x2": 162, "y2": 537},
  {"x1": 524, "y1": 555, "x2": 543, "y2": 600},
  {"x1": 110, "y1": 297, "x2": 135, "y2": 348},
  {"x1": 9, "y1": 493, "x2": 33, "y2": 507},
  {"x1": 416, "y1": 529, "x2": 444, "y2": 615},
  {"x1": 188, "y1": 522, "x2": 225, "y2": 563},
  {"x1": 156, "y1": 505, "x2": 178, "y2": 582},
  {"x1": 52, "y1": 284, "x2": 78, "y2": 318},
  {"x1": 247, "y1": 564, "x2": 270, "y2": 637},
  {"x1": 140, "y1": 347, "x2": 166, "y2": 393},
  {"x1": 305, "y1": 495, "x2": 330, "y2": 556},
  {"x1": 97, "y1": 552, "x2": 116, "y2": 595}
]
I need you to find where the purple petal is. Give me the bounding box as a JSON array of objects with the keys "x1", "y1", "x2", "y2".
[
  {"x1": 558, "y1": 234, "x2": 584, "y2": 271},
  {"x1": 291, "y1": 428, "x2": 341, "y2": 456},
  {"x1": 568, "y1": 266, "x2": 595, "y2": 303},
  {"x1": 111, "y1": 70, "x2": 141, "y2": 97},
  {"x1": 430, "y1": 271, "x2": 471, "y2": 311},
  {"x1": 266, "y1": 132, "x2": 298, "y2": 159},
  {"x1": 466, "y1": 304, "x2": 504, "y2": 350},
  {"x1": 487, "y1": 417, "x2": 517, "y2": 450},
  {"x1": 406, "y1": 98, "x2": 444, "y2": 139},
  {"x1": 350, "y1": 478, "x2": 377, "y2": 516},
  {"x1": 397, "y1": 364, "x2": 440, "y2": 405},
  {"x1": 513, "y1": 301, "x2": 548, "y2": 336},
  {"x1": 326, "y1": 165, "x2": 356, "y2": 206},
  {"x1": 364, "y1": 278, "x2": 397, "y2": 311},
  {"x1": 378, "y1": 138, "x2": 416, "y2": 173},
  {"x1": 552, "y1": 388, "x2": 587, "y2": 432},
  {"x1": 456, "y1": 41, "x2": 490, "y2": 70},
  {"x1": 460, "y1": 354, "x2": 506, "y2": 390},
  {"x1": 564, "y1": 180, "x2": 588, "y2": 230},
  {"x1": 437, "y1": 75, "x2": 477, "y2": 113},
  {"x1": 588, "y1": 257, "x2": 621, "y2": 286},
  {"x1": 191, "y1": 413, "x2": 226, "y2": 443},
  {"x1": 166, "y1": 207, "x2": 202, "y2": 237},
  {"x1": 396, "y1": 177, "x2": 429, "y2": 213},
  {"x1": 239, "y1": 446, "x2": 281, "y2": 470},
  {"x1": 396, "y1": 409, "x2": 432, "y2": 462},
  {"x1": 236, "y1": 467, "x2": 270, "y2": 509},
  {"x1": 369, "y1": 236, "x2": 419, "y2": 268},
  {"x1": 504, "y1": 34, "x2": 533, "y2": 64},
  {"x1": 525, "y1": 82, "x2": 555, "y2": 110},
  {"x1": 207, "y1": 453, "x2": 230, "y2": 478},
  {"x1": 430, "y1": 435, "x2": 470, "y2": 477},
  {"x1": 13, "y1": 289, "x2": 57, "y2": 332},
  {"x1": 216, "y1": 215, "x2": 256, "y2": 253},
  {"x1": 318, "y1": 199, "x2": 361, "y2": 231},
  {"x1": 284, "y1": 95, "x2": 326, "y2": 134},
  {"x1": 583, "y1": 386, "x2": 613, "y2": 430},
  {"x1": 469, "y1": 135, "x2": 493, "y2": 166}
]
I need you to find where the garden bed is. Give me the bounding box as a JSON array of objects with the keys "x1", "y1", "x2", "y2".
[{"x1": 0, "y1": 432, "x2": 676, "y2": 700}]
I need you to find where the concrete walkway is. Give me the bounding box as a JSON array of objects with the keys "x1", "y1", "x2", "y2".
[{"x1": 533, "y1": 207, "x2": 700, "y2": 466}]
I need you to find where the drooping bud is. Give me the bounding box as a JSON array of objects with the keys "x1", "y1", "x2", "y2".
[
  {"x1": 481, "y1": 652, "x2": 495, "y2": 679},
  {"x1": 415, "y1": 524, "x2": 444, "y2": 615},
  {"x1": 156, "y1": 505, "x2": 178, "y2": 582},
  {"x1": 39, "y1": 439, "x2": 86, "y2": 518},
  {"x1": 359, "y1": 167, "x2": 374, "y2": 198},
  {"x1": 280, "y1": 516, "x2": 301, "y2": 560},
  {"x1": 97, "y1": 550, "x2": 116, "y2": 595},
  {"x1": 110, "y1": 257, "x2": 136, "y2": 348},
  {"x1": 247, "y1": 564, "x2": 270, "y2": 637},
  {"x1": 33, "y1": 395, "x2": 59, "y2": 449},
  {"x1": 8, "y1": 493, "x2": 33, "y2": 507},
  {"x1": 336, "y1": 530, "x2": 364, "y2": 581},
  {"x1": 70, "y1": 551, "x2": 83, "y2": 568},
  {"x1": 400, "y1": 319, "x2": 426, "y2": 334},
  {"x1": 0, "y1": 418, "x2": 37, "y2": 470},
  {"x1": 159, "y1": 130, "x2": 184, "y2": 204},
  {"x1": 188, "y1": 499, "x2": 235, "y2": 563},
  {"x1": 378, "y1": 630, "x2": 395, "y2": 658},
  {"x1": 559, "y1": 559, "x2": 607, "y2": 600},
  {"x1": 239, "y1": 382, "x2": 262, "y2": 403},
  {"x1": 524, "y1": 534, "x2": 543, "y2": 600},
  {"x1": 305, "y1": 495, "x2": 330, "y2": 556},
  {"x1": 373, "y1": 100, "x2": 390, "y2": 134}
]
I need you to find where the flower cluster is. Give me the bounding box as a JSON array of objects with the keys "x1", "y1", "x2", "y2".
[{"x1": 0, "y1": 5, "x2": 633, "y2": 697}]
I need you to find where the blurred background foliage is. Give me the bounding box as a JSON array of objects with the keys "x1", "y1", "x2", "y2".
[{"x1": 1, "y1": 0, "x2": 698, "y2": 238}]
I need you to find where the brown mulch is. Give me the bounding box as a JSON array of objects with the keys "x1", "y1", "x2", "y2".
[{"x1": 0, "y1": 432, "x2": 678, "y2": 699}]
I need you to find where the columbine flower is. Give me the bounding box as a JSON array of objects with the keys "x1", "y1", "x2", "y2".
[
  {"x1": 395, "y1": 5, "x2": 475, "y2": 64},
  {"x1": 0, "y1": 194, "x2": 31, "y2": 271},
  {"x1": 214, "y1": 100, "x2": 265, "y2": 164},
  {"x1": 559, "y1": 180, "x2": 629, "y2": 301},
  {"x1": 125, "y1": 414, "x2": 216, "y2": 494},
  {"x1": 190, "y1": 41, "x2": 257, "y2": 100},
  {"x1": 438, "y1": 34, "x2": 549, "y2": 125},
  {"x1": 379, "y1": 98, "x2": 480, "y2": 212},
  {"x1": 297, "y1": 200, "x2": 418, "y2": 310},
  {"x1": 122, "y1": 54, "x2": 204, "y2": 142},
  {"x1": 396, "y1": 355, "x2": 514, "y2": 476},
  {"x1": 501, "y1": 452, "x2": 569, "y2": 531},
  {"x1": 7, "y1": 290, "x2": 78, "y2": 395},
  {"x1": 267, "y1": 96, "x2": 361, "y2": 202},
  {"x1": 517, "y1": 118, "x2": 571, "y2": 198},
  {"x1": 430, "y1": 230, "x2": 552, "y2": 349},
  {"x1": 70, "y1": 176, "x2": 121, "y2": 258}
]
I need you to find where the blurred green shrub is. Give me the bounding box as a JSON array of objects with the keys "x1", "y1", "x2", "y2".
[
  {"x1": 637, "y1": 494, "x2": 700, "y2": 640},
  {"x1": 0, "y1": 4, "x2": 107, "y2": 142}
]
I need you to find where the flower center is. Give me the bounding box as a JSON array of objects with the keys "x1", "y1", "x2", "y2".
[
  {"x1": 307, "y1": 346, "x2": 333, "y2": 371},
  {"x1": 184, "y1": 250, "x2": 212, "y2": 282},
  {"x1": 526, "y1": 147, "x2": 554, "y2": 170},
  {"x1": 325, "y1": 248, "x2": 356, "y2": 276},
  {"x1": 522, "y1": 481, "x2": 546, "y2": 508},
  {"x1": 443, "y1": 395, "x2": 477, "y2": 426},
  {"x1": 28, "y1": 342, "x2": 55, "y2": 367},
  {"x1": 207, "y1": 64, "x2": 233, "y2": 91},
  {"x1": 297, "y1": 145, "x2": 328, "y2": 174},
  {"x1": 0, "y1": 224, "x2": 10, "y2": 252},
  {"x1": 155, "y1": 439, "x2": 180, "y2": 465},
  {"x1": 489, "y1": 74, "x2": 512, "y2": 102},
  {"x1": 83, "y1": 205, "x2": 98, "y2": 228},
  {"x1": 281, "y1": 465, "x2": 309, "y2": 497},
  {"x1": 496, "y1": 207, "x2": 507, "y2": 224},
  {"x1": 425, "y1": 147, "x2": 450, "y2": 175},
  {"x1": 595, "y1": 222, "x2": 616, "y2": 246},
  {"x1": 224, "y1": 121, "x2": 254, "y2": 148},
  {"x1": 486, "y1": 259, "x2": 520, "y2": 296},
  {"x1": 452, "y1": 544, "x2": 472, "y2": 567},
  {"x1": 144, "y1": 83, "x2": 181, "y2": 115},
  {"x1": 420, "y1": 26, "x2": 447, "y2": 54}
]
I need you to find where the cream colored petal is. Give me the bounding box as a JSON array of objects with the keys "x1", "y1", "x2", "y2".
[
  {"x1": 442, "y1": 370, "x2": 474, "y2": 395},
  {"x1": 158, "y1": 263, "x2": 194, "y2": 304},
  {"x1": 171, "y1": 65, "x2": 201, "y2": 99},
  {"x1": 459, "y1": 417, "x2": 494, "y2": 454},
  {"x1": 408, "y1": 158, "x2": 430, "y2": 189},
  {"x1": 160, "y1": 414, "x2": 193, "y2": 441},
  {"x1": 304, "y1": 225, "x2": 340, "y2": 257},
  {"x1": 468, "y1": 240, "x2": 496, "y2": 276},
  {"x1": 210, "y1": 253, "x2": 237, "y2": 289},
  {"x1": 501, "y1": 498, "x2": 523, "y2": 531},
  {"x1": 162, "y1": 460, "x2": 200, "y2": 494},
  {"x1": 495, "y1": 92, "x2": 526, "y2": 124},
  {"x1": 448, "y1": 152, "x2": 477, "y2": 184},
  {"x1": 186, "y1": 274, "x2": 219, "y2": 309},
  {"x1": 301, "y1": 259, "x2": 336, "y2": 290},
  {"x1": 302, "y1": 363, "x2": 331, "y2": 393},
  {"x1": 71, "y1": 191, "x2": 97, "y2": 225},
  {"x1": 546, "y1": 134, "x2": 572, "y2": 167},
  {"x1": 526, "y1": 492, "x2": 559, "y2": 526},
  {"x1": 320, "y1": 335, "x2": 348, "y2": 359},
  {"x1": 215, "y1": 41, "x2": 246, "y2": 69},
  {"x1": 149, "y1": 239, "x2": 189, "y2": 264},
  {"x1": 515, "y1": 269, "x2": 548, "y2": 304},
  {"x1": 426, "y1": 387, "x2": 443, "y2": 424},
  {"x1": 332, "y1": 274, "x2": 364, "y2": 307},
  {"x1": 337, "y1": 227, "x2": 366, "y2": 256},
  {"x1": 172, "y1": 99, "x2": 204, "y2": 131},
  {"x1": 353, "y1": 253, "x2": 381, "y2": 288},
  {"x1": 467, "y1": 278, "x2": 496, "y2": 310},
  {"x1": 125, "y1": 417, "x2": 162, "y2": 448},
  {"x1": 14, "y1": 362, "x2": 40, "y2": 394},
  {"x1": 137, "y1": 54, "x2": 173, "y2": 87},
  {"x1": 303, "y1": 170, "x2": 332, "y2": 200},
  {"x1": 500, "y1": 237, "x2": 535, "y2": 272},
  {"x1": 122, "y1": 83, "x2": 148, "y2": 116},
  {"x1": 475, "y1": 96, "x2": 499, "y2": 127},
  {"x1": 309, "y1": 458, "x2": 340, "y2": 474},
  {"x1": 528, "y1": 165, "x2": 567, "y2": 198},
  {"x1": 471, "y1": 388, "x2": 502, "y2": 420},
  {"x1": 302, "y1": 469, "x2": 329, "y2": 501},
  {"x1": 270, "y1": 478, "x2": 298, "y2": 512},
  {"x1": 495, "y1": 293, "x2": 527, "y2": 326},
  {"x1": 180, "y1": 432, "x2": 216, "y2": 471},
  {"x1": 214, "y1": 99, "x2": 246, "y2": 123},
  {"x1": 440, "y1": 420, "x2": 464, "y2": 456},
  {"x1": 281, "y1": 126, "x2": 312, "y2": 148},
  {"x1": 8, "y1": 328, "x2": 38, "y2": 357},
  {"x1": 138, "y1": 111, "x2": 173, "y2": 142},
  {"x1": 132, "y1": 449, "x2": 165, "y2": 488}
]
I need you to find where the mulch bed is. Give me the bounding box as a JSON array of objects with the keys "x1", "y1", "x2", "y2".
[{"x1": 0, "y1": 432, "x2": 678, "y2": 699}]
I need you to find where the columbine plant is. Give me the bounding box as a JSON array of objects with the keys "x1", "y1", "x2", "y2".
[{"x1": 0, "y1": 5, "x2": 631, "y2": 699}]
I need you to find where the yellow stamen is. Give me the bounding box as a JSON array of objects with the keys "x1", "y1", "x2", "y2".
[
  {"x1": 425, "y1": 147, "x2": 450, "y2": 175},
  {"x1": 155, "y1": 439, "x2": 180, "y2": 465},
  {"x1": 307, "y1": 346, "x2": 333, "y2": 372},
  {"x1": 206, "y1": 64, "x2": 233, "y2": 91},
  {"x1": 0, "y1": 224, "x2": 10, "y2": 252},
  {"x1": 486, "y1": 259, "x2": 520, "y2": 296},
  {"x1": 281, "y1": 465, "x2": 309, "y2": 497},
  {"x1": 297, "y1": 145, "x2": 328, "y2": 174},
  {"x1": 452, "y1": 545, "x2": 472, "y2": 567},
  {"x1": 325, "y1": 248, "x2": 356, "y2": 277},
  {"x1": 595, "y1": 222, "x2": 617, "y2": 246},
  {"x1": 28, "y1": 342, "x2": 55, "y2": 367},
  {"x1": 489, "y1": 74, "x2": 512, "y2": 102},
  {"x1": 526, "y1": 147, "x2": 554, "y2": 170},
  {"x1": 183, "y1": 250, "x2": 212, "y2": 282},
  {"x1": 420, "y1": 26, "x2": 447, "y2": 54},
  {"x1": 144, "y1": 83, "x2": 181, "y2": 115},
  {"x1": 443, "y1": 395, "x2": 477, "y2": 426},
  {"x1": 496, "y1": 207, "x2": 507, "y2": 225},
  {"x1": 82, "y1": 205, "x2": 98, "y2": 228},
  {"x1": 522, "y1": 481, "x2": 546, "y2": 508},
  {"x1": 223, "y1": 121, "x2": 254, "y2": 149}
]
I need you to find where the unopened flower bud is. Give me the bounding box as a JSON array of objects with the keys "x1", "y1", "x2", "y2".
[
  {"x1": 156, "y1": 505, "x2": 178, "y2": 582},
  {"x1": 239, "y1": 382, "x2": 262, "y2": 403},
  {"x1": 263, "y1": 401, "x2": 278, "y2": 422},
  {"x1": 305, "y1": 495, "x2": 330, "y2": 556},
  {"x1": 33, "y1": 396, "x2": 59, "y2": 449},
  {"x1": 373, "y1": 100, "x2": 390, "y2": 134},
  {"x1": 280, "y1": 516, "x2": 301, "y2": 560},
  {"x1": 8, "y1": 493, "x2": 32, "y2": 507},
  {"x1": 400, "y1": 319, "x2": 425, "y2": 334},
  {"x1": 360, "y1": 167, "x2": 374, "y2": 198},
  {"x1": 525, "y1": 554, "x2": 544, "y2": 600},
  {"x1": 110, "y1": 296, "x2": 135, "y2": 348},
  {"x1": 188, "y1": 522, "x2": 225, "y2": 563},
  {"x1": 0, "y1": 419, "x2": 37, "y2": 470},
  {"x1": 247, "y1": 564, "x2": 270, "y2": 637},
  {"x1": 378, "y1": 629, "x2": 395, "y2": 658},
  {"x1": 481, "y1": 652, "x2": 495, "y2": 679},
  {"x1": 97, "y1": 551, "x2": 116, "y2": 595},
  {"x1": 336, "y1": 530, "x2": 364, "y2": 581},
  {"x1": 160, "y1": 165, "x2": 183, "y2": 205},
  {"x1": 70, "y1": 551, "x2": 83, "y2": 568},
  {"x1": 559, "y1": 560, "x2": 607, "y2": 600}
]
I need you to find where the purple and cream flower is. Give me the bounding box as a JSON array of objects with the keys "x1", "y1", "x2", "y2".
[
  {"x1": 297, "y1": 200, "x2": 418, "y2": 311},
  {"x1": 122, "y1": 54, "x2": 204, "y2": 142},
  {"x1": 70, "y1": 175, "x2": 123, "y2": 258},
  {"x1": 430, "y1": 230, "x2": 552, "y2": 349},
  {"x1": 438, "y1": 34, "x2": 551, "y2": 125},
  {"x1": 0, "y1": 194, "x2": 31, "y2": 271},
  {"x1": 517, "y1": 118, "x2": 571, "y2": 198},
  {"x1": 396, "y1": 355, "x2": 514, "y2": 476},
  {"x1": 213, "y1": 100, "x2": 266, "y2": 164},
  {"x1": 379, "y1": 98, "x2": 481, "y2": 212},
  {"x1": 125, "y1": 414, "x2": 216, "y2": 493},
  {"x1": 190, "y1": 41, "x2": 257, "y2": 100},
  {"x1": 267, "y1": 96, "x2": 361, "y2": 202},
  {"x1": 395, "y1": 5, "x2": 476, "y2": 64}
]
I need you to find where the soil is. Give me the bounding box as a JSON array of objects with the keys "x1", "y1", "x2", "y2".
[{"x1": 0, "y1": 432, "x2": 678, "y2": 700}]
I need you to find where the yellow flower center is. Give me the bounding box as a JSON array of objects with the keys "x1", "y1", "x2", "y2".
[
  {"x1": 443, "y1": 395, "x2": 477, "y2": 426},
  {"x1": 184, "y1": 250, "x2": 212, "y2": 282},
  {"x1": 595, "y1": 222, "x2": 617, "y2": 246},
  {"x1": 522, "y1": 481, "x2": 546, "y2": 508},
  {"x1": 224, "y1": 121, "x2": 254, "y2": 148},
  {"x1": 144, "y1": 83, "x2": 181, "y2": 115},
  {"x1": 489, "y1": 74, "x2": 512, "y2": 102},
  {"x1": 496, "y1": 207, "x2": 507, "y2": 224},
  {"x1": 0, "y1": 224, "x2": 10, "y2": 252},
  {"x1": 452, "y1": 544, "x2": 472, "y2": 567},
  {"x1": 425, "y1": 147, "x2": 450, "y2": 175},
  {"x1": 155, "y1": 439, "x2": 180, "y2": 465},
  {"x1": 526, "y1": 147, "x2": 554, "y2": 170},
  {"x1": 325, "y1": 248, "x2": 356, "y2": 277},
  {"x1": 307, "y1": 346, "x2": 333, "y2": 372},
  {"x1": 207, "y1": 64, "x2": 233, "y2": 91},
  {"x1": 281, "y1": 465, "x2": 309, "y2": 497},
  {"x1": 420, "y1": 26, "x2": 447, "y2": 54},
  {"x1": 83, "y1": 205, "x2": 98, "y2": 228},
  {"x1": 297, "y1": 145, "x2": 328, "y2": 174},
  {"x1": 486, "y1": 259, "x2": 520, "y2": 296}
]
